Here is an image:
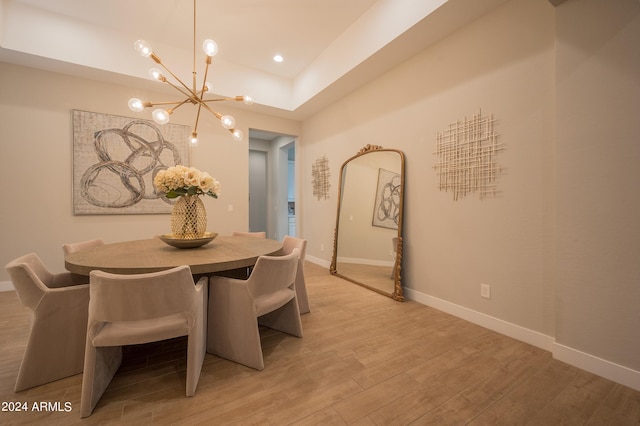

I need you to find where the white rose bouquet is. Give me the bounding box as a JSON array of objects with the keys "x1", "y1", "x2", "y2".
[{"x1": 154, "y1": 165, "x2": 221, "y2": 199}]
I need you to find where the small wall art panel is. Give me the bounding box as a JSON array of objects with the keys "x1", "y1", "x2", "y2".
[
  {"x1": 433, "y1": 109, "x2": 502, "y2": 201},
  {"x1": 72, "y1": 110, "x2": 190, "y2": 215},
  {"x1": 311, "y1": 155, "x2": 331, "y2": 200}
]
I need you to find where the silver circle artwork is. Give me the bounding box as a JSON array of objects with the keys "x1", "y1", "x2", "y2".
[
  {"x1": 376, "y1": 175, "x2": 401, "y2": 226},
  {"x1": 80, "y1": 120, "x2": 182, "y2": 208}
]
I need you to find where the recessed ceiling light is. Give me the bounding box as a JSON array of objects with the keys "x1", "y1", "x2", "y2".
[{"x1": 273, "y1": 54, "x2": 284, "y2": 63}]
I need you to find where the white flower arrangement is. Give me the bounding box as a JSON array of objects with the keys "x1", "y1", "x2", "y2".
[{"x1": 154, "y1": 165, "x2": 221, "y2": 199}]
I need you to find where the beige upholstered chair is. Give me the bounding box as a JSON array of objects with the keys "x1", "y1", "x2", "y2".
[
  {"x1": 207, "y1": 250, "x2": 302, "y2": 370},
  {"x1": 63, "y1": 238, "x2": 105, "y2": 284},
  {"x1": 62, "y1": 238, "x2": 105, "y2": 255},
  {"x1": 232, "y1": 231, "x2": 266, "y2": 238},
  {"x1": 80, "y1": 266, "x2": 208, "y2": 417},
  {"x1": 282, "y1": 236, "x2": 310, "y2": 314},
  {"x1": 5, "y1": 253, "x2": 90, "y2": 392},
  {"x1": 231, "y1": 231, "x2": 266, "y2": 277}
]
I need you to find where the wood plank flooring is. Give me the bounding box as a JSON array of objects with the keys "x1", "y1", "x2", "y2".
[
  {"x1": 334, "y1": 263, "x2": 395, "y2": 295},
  {"x1": 1, "y1": 262, "x2": 638, "y2": 425}
]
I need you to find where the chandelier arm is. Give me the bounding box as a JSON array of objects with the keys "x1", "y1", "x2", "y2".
[
  {"x1": 158, "y1": 78, "x2": 199, "y2": 103},
  {"x1": 142, "y1": 100, "x2": 191, "y2": 107},
  {"x1": 192, "y1": 101, "x2": 204, "y2": 137},
  {"x1": 156, "y1": 62, "x2": 198, "y2": 99},
  {"x1": 191, "y1": 53, "x2": 213, "y2": 137},
  {"x1": 168, "y1": 98, "x2": 193, "y2": 111},
  {"x1": 202, "y1": 96, "x2": 242, "y2": 102},
  {"x1": 199, "y1": 101, "x2": 223, "y2": 120},
  {"x1": 199, "y1": 57, "x2": 212, "y2": 98}
]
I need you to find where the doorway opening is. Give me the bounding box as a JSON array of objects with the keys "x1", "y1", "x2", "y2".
[{"x1": 248, "y1": 129, "x2": 297, "y2": 241}]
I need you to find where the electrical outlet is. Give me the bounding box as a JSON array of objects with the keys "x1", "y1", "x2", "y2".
[
  {"x1": 320, "y1": 244, "x2": 324, "y2": 252},
  {"x1": 480, "y1": 284, "x2": 491, "y2": 299}
]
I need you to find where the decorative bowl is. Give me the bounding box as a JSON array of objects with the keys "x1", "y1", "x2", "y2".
[{"x1": 158, "y1": 232, "x2": 218, "y2": 249}]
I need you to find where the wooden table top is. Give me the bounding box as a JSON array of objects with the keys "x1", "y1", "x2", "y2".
[{"x1": 64, "y1": 235, "x2": 283, "y2": 276}]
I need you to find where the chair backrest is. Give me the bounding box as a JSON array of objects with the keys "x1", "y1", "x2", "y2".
[
  {"x1": 246, "y1": 250, "x2": 299, "y2": 298},
  {"x1": 282, "y1": 236, "x2": 307, "y2": 261},
  {"x1": 5, "y1": 253, "x2": 52, "y2": 310},
  {"x1": 232, "y1": 231, "x2": 266, "y2": 239},
  {"x1": 88, "y1": 265, "x2": 197, "y2": 325},
  {"x1": 62, "y1": 239, "x2": 105, "y2": 255}
]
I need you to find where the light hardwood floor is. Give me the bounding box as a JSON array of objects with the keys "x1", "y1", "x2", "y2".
[
  {"x1": 334, "y1": 263, "x2": 395, "y2": 295},
  {"x1": 1, "y1": 262, "x2": 639, "y2": 425}
]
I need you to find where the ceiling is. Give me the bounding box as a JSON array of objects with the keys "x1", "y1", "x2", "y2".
[{"x1": 0, "y1": 0, "x2": 509, "y2": 120}]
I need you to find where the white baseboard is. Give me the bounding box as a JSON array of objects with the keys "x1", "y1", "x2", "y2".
[
  {"x1": 337, "y1": 256, "x2": 394, "y2": 267},
  {"x1": 306, "y1": 255, "x2": 331, "y2": 268},
  {"x1": 404, "y1": 288, "x2": 555, "y2": 351},
  {"x1": 403, "y1": 287, "x2": 640, "y2": 392},
  {"x1": 553, "y1": 342, "x2": 640, "y2": 392},
  {"x1": 0, "y1": 281, "x2": 14, "y2": 292}
]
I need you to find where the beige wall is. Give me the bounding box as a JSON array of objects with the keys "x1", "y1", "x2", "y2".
[
  {"x1": 0, "y1": 63, "x2": 300, "y2": 281},
  {"x1": 555, "y1": 0, "x2": 640, "y2": 372},
  {"x1": 302, "y1": 0, "x2": 639, "y2": 384}
]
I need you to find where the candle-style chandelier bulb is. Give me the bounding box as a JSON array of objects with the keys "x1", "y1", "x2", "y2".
[
  {"x1": 152, "y1": 109, "x2": 170, "y2": 124},
  {"x1": 148, "y1": 68, "x2": 163, "y2": 81},
  {"x1": 134, "y1": 40, "x2": 153, "y2": 57},
  {"x1": 190, "y1": 131, "x2": 198, "y2": 145},
  {"x1": 232, "y1": 129, "x2": 243, "y2": 142},
  {"x1": 220, "y1": 115, "x2": 235, "y2": 130},
  {"x1": 128, "y1": 98, "x2": 144, "y2": 112},
  {"x1": 243, "y1": 95, "x2": 254, "y2": 105},
  {"x1": 202, "y1": 39, "x2": 218, "y2": 57}
]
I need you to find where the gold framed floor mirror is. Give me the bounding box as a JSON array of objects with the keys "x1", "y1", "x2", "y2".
[{"x1": 330, "y1": 145, "x2": 405, "y2": 301}]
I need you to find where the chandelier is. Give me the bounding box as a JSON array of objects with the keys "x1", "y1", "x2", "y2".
[{"x1": 127, "y1": 0, "x2": 253, "y2": 144}]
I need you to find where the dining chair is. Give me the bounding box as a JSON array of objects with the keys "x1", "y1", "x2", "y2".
[
  {"x1": 5, "y1": 253, "x2": 90, "y2": 392},
  {"x1": 207, "y1": 250, "x2": 302, "y2": 370},
  {"x1": 62, "y1": 238, "x2": 105, "y2": 255},
  {"x1": 232, "y1": 231, "x2": 266, "y2": 238},
  {"x1": 281, "y1": 235, "x2": 310, "y2": 314},
  {"x1": 231, "y1": 231, "x2": 266, "y2": 278},
  {"x1": 80, "y1": 265, "x2": 208, "y2": 417},
  {"x1": 62, "y1": 238, "x2": 105, "y2": 284}
]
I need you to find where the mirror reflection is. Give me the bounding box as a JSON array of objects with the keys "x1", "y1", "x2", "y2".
[{"x1": 331, "y1": 145, "x2": 405, "y2": 301}]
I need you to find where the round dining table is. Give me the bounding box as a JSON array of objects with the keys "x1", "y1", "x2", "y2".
[{"x1": 64, "y1": 235, "x2": 283, "y2": 276}]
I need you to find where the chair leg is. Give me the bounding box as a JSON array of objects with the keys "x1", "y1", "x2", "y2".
[
  {"x1": 80, "y1": 344, "x2": 122, "y2": 418},
  {"x1": 186, "y1": 279, "x2": 208, "y2": 396},
  {"x1": 295, "y1": 264, "x2": 310, "y2": 314},
  {"x1": 14, "y1": 322, "x2": 86, "y2": 392},
  {"x1": 14, "y1": 295, "x2": 89, "y2": 392},
  {"x1": 207, "y1": 280, "x2": 264, "y2": 370}
]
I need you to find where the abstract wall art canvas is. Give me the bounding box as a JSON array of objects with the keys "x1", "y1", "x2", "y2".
[
  {"x1": 72, "y1": 110, "x2": 190, "y2": 215},
  {"x1": 372, "y1": 168, "x2": 401, "y2": 230}
]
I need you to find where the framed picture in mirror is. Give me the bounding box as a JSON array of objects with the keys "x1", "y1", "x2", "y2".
[{"x1": 372, "y1": 168, "x2": 401, "y2": 230}]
